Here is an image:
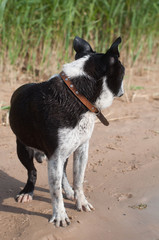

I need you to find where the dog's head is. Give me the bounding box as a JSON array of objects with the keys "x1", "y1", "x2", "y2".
[{"x1": 73, "y1": 36, "x2": 125, "y2": 98}]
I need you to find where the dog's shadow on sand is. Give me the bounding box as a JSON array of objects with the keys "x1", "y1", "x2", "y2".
[{"x1": 0, "y1": 170, "x2": 75, "y2": 220}]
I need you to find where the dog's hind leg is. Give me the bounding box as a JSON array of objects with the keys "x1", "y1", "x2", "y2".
[
  {"x1": 16, "y1": 138, "x2": 37, "y2": 203},
  {"x1": 73, "y1": 141, "x2": 94, "y2": 212},
  {"x1": 62, "y1": 158, "x2": 74, "y2": 201}
]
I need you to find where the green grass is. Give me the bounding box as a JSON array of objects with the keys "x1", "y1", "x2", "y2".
[
  {"x1": 130, "y1": 85, "x2": 144, "y2": 91},
  {"x1": 0, "y1": 105, "x2": 10, "y2": 110},
  {"x1": 0, "y1": 0, "x2": 158, "y2": 76}
]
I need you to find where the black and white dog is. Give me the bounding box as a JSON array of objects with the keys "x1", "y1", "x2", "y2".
[{"x1": 9, "y1": 36, "x2": 125, "y2": 227}]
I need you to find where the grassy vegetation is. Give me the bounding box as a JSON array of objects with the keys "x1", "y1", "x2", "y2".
[
  {"x1": 130, "y1": 85, "x2": 144, "y2": 91},
  {"x1": 0, "y1": 0, "x2": 158, "y2": 76}
]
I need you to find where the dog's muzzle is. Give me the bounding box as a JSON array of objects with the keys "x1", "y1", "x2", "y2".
[{"x1": 117, "y1": 82, "x2": 124, "y2": 97}]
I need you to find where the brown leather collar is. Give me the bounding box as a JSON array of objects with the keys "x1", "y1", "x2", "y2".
[{"x1": 60, "y1": 71, "x2": 109, "y2": 126}]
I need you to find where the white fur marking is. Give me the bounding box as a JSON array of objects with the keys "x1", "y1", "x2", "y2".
[
  {"x1": 62, "y1": 56, "x2": 89, "y2": 78},
  {"x1": 73, "y1": 141, "x2": 94, "y2": 211},
  {"x1": 95, "y1": 77, "x2": 114, "y2": 110},
  {"x1": 48, "y1": 156, "x2": 70, "y2": 227},
  {"x1": 48, "y1": 112, "x2": 95, "y2": 225},
  {"x1": 57, "y1": 111, "x2": 95, "y2": 158}
]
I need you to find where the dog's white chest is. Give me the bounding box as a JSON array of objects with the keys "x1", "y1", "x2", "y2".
[{"x1": 58, "y1": 112, "x2": 95, "y2": 158}]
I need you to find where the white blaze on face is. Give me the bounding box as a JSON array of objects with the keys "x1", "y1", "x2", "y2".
[{"x1": 95, "y1": 77, "x2": 114, "y2": 110}]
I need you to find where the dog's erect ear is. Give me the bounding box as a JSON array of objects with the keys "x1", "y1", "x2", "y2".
[
  {"x1": 107, "y1": 37, "x2": 121, "y2": 58},
  {"x1": 73, "y1": 36, "x2": 93, "y2": 54},
  {"x1": 103, "y1": 37, "x2": 121, "y2": 65}
]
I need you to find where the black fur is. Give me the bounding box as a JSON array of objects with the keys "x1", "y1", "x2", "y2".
[
  {"x1": 16, "y1": 138, "x2": 36, "y2": 198},
  {"x1": 10, "y1": 77, "x2": 87, "y2": 157},
  {"x1": 73, "y1": 36, "x2": 95, "y2": 60}
]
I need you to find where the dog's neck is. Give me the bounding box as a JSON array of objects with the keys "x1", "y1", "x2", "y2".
[
  {"x1": 62, "y1": 57, "x2": 113, "y2": 107},
  {"x1": 60, "y1": 71, "x2": 109, "y2": 126}
]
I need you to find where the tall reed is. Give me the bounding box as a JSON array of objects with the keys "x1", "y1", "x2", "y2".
[{"x1": 0, "y1": 0, "x2": 158, "y2": 76}]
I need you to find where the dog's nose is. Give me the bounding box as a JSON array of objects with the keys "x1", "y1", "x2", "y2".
[
  {"x1": 117, "y1": 82, "x2": 124, "y2": 97},
  {"x1": 118, "y1": 93, "x2": 124, "y2": 97},
  {"x1": 117, "y1": 89, "x2": 124, "y2": 97}
]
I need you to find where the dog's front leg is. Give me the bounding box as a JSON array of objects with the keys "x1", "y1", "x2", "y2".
[
  {"x1": 73, "y1": 141, "x2": 94, "y2": 212},
  {"x1": 62, "y1": 158, "x2": 74, "y2": 201},
  {"x1": 48, "y1": 157, "x2": 70, "y2": 227}
]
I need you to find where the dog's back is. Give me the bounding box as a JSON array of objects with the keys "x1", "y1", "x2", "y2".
[{"x1": 9, "y1": 75, "x2": 89, "y2": 156}]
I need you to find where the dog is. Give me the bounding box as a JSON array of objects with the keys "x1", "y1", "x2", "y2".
[{"x1": 9, "y1": 36, "x2": 125, "y2": 227}]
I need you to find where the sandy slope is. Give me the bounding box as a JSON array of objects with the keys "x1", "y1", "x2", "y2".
[{"x1": 0, "y1": 67, "x2": 159, "y2": 240}]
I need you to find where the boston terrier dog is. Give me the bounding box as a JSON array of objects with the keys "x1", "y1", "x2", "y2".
[{"x1": 9, "y1": 36, "x2": 125, "y2": 227}]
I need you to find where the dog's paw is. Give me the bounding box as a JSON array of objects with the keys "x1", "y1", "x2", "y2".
[
  {"x1": 75, "y1": 192, "x2": 94, "y2": 212},
  {"x1": 16, "y1": 193, "x2": 33, "y2": 203},
  {"x1": 49, "y1": 209, "x2": 70, "y2": 227}
]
